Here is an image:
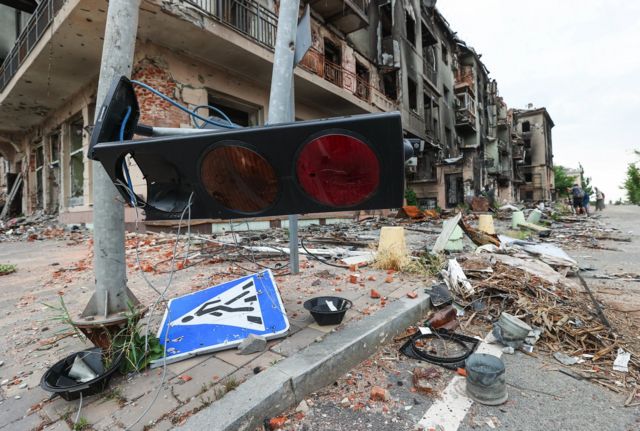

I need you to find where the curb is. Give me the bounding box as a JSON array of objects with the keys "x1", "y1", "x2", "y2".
[{"x1": 177, "y1": 291, "x2": 431, "y2": 431}]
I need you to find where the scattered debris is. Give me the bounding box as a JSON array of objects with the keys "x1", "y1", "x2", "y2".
[
  {"x1": 237, "y1": 334, "x2": 267, "y2": 355},
  {"x1": 613, "y1": 349, "x2": 631, "y2": 373},
  {"x1": 412, "y1": 366, "x2": 441, "y2": 394},
  {"x1": 554, "y1": 352, "x2": 581, "y2": 366},
  {"x1": 370, "y1": 386, "x2": 390, "y2": 401}
]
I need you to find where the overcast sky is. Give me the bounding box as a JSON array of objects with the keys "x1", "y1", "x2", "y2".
[{"x1": 437, "y1": 0, "x2": 640, "y2": 201}]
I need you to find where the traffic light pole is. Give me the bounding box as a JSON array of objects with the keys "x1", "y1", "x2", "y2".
[
  {"x1": 79, "y1": 0, "x2": 141, "y2": 325},
  {"x1": 268, "y1": 0, "x2": 301, "y2": 274}
]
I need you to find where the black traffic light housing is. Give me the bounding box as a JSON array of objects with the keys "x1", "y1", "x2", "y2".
[{"x1": 89, "y1": 77, "x2": 407, "y2": 221}]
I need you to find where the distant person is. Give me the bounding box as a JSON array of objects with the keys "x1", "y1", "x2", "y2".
[
  {"x1": 595, "y1": 187, "x2": 605, "y2": 211},
  {"x1": 571, "y1": 184, "x2": 584, "y2": 214},
  {"x1": 582, "y1": 188, "x2": 591, "y2": 216}
]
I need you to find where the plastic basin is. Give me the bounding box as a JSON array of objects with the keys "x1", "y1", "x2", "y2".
[{"x1": 303, "y1": 296, "x2": 352, "y2": 326}]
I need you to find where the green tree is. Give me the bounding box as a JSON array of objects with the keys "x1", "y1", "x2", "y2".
[
  {"x1": 623, "y1": 162, "x2": 640, "y2": 204},
  {"x1": 553, "y1": 165, "x2": 577, "y2": 197},
  {"x1": 579, "y1": 163, "x2": 593, "y2": 197}
]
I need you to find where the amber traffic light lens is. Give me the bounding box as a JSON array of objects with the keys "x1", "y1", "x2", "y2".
[
  {"x1": 296, "y1": 134, "x2": 380, "y2": 207},
  {"x1": 201, "y1": 145, "x2": 278, "y2": 213}
]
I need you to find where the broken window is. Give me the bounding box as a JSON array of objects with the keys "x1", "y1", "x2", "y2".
[
  {"x1": 441, "y1": 43, "x2": 449, "y2": 65},
  {"x1": 522, "y1": 121, "x2": 531, "y2": 132},
  {"x1": 443, "y1": 85, "x2": 450, "y2": 105},
  {"x1": 382, "y1": 70, "x2": 398, "y2": 100},
  {"x1": 69, "y1": 117, "x2": 84, "y2": 206},
  {"x1": 407, "y1": 77, "x2": 418, "y2": 112},
  {"x1": 445, "y1": 173, "x2": 464, "y2": 207},
  {"x1": 33, "y1": 144, "x2": 44, "y2": 210},
  {"x1": 355, "y1": 61, "x2": 370, "y2": 101},
  {"x1": 524, "y1": 138, "x2": 531, "y2": 149},
  {"x1": 48, "y1": 132, "x2": 60, "y2": 212},
  {"x1": 525, "y1": 190, "x2": 534, "y2": 200},
  {"x1": 405, "y1": 11, "x2": 416, "y2": 46},
  {"x1": 445, "y1": 127, "x2": 453, "y2": 151},
  {"x1": 208, "y1": 94, "x2": 260, "y2": 127},
  {"x1": 524, "y1": 172, "x2": 533, "y2": 182},
  {"x1": 379, "y1": 3, "x2": 392, "y2": 38},
  {"x1": 524, "y1": 152, "x2": 532, "y2": 166},
  {"x1": 323, "y1": 39, "x2": 342, "y2": 87}
]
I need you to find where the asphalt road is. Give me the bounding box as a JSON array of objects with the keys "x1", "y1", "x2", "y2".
[{"x1": 286, "y1": 205, "x2": 640, "y2": 431}]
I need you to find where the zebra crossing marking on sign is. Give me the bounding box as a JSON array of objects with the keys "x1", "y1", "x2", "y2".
[{"x1": 151, "y1": 269, "x2": 289, "y2": 367}]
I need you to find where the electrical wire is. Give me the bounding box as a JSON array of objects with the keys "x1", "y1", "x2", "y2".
[
  {"x1": 130, "y1": 80, "x2": 238, "y2": 129},
  {"x1": 73, "y1": 392, "x2": 83, "y2": 426},
  {"x1": 191, "y1": 104, "x2": 234, "y2": 129},
  {"x1": 119, "y1": 106, "x2": 135, "y2": 206},
  {"x1": 300, "y1": 237, "x2": 351, "y2": 269}
]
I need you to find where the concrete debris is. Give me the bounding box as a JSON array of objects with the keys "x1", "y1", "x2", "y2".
[
  {"x1": 237, "y1": 334, "x2": 267, "y2": 355},
  {"x1": 554, "y1": 352, "x2": 582, "y2": 366},
  {"x1": 412, "y1": 367, "x2": 441, "y2": 394},
  {"x1": 441, "y1": 259, "x2": 474, "y2": 296},
  {"x1": 613, "y1": 349, "x2": 631, "y2": 373},
  {"x1": 295, "y1": 400, "x2": 310, "y2": 413}
]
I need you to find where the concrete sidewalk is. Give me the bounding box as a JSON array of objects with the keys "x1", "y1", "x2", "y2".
[{"x1": 0, "y1": 226, "x2": 437, "y2": 431}]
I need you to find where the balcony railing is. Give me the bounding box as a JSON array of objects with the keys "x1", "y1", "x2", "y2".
[
  {"x1": 187, "y1": 0, "x2": 278, "y2": 49},
  {"x1": 299, "y1": 48, "x2": 393, "y2": 106},
  {"x1": 0, "y1": 0, "x2": 66, "y2": 93},
  {"x1": 324, "y1": 59, "x2": 343, "y2": 87}
]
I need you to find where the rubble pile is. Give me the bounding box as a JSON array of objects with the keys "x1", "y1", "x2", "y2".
[{"x1": 0, "y1": 212, "x2": 88, "y2": 243}]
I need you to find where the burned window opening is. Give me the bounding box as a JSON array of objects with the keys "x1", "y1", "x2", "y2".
[
  {"x1": 408, "y1": 77, "x2": 418, "y2": 112},
  {"x1": 69, "y1": 117, "x2": 84, "y2": 207},
  {"x1": 379, "y1": 3, "x2": 392, "y2": 38},
  {"x1": 355, "y1": 61, "x2": 370, "y2": 101},
  {"x1": 207, "y1": 94, "x2": 259, "y2": 127},
  {"x1": 522, "y1": 121, "x2": 531, "y2": 132},
  {"x1": 405, "y1": 11, "x2": 416, "y2": 46},
  {"x1": 441, "y1": 43, "x2": 449, "y2": 65},
  {"x1": 323, "y1": 39, "x2": 342, "y2": 87},
  {"x1": 382, "y1": 70, "x2": 398, "y2": 100}
]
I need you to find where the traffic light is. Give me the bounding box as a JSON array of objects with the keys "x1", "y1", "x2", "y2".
[{"x1": 89, "y1": 76, "x2": 407, "y2": 221}]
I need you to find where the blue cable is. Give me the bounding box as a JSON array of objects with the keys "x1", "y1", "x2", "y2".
[
  {"x1": 130, "y1": 80, "x2": 238, "y2": 129},
  {"x1": 191, "y1": 104, "x2": 234, "y2": 129},
  {"x1": 120, "y1": 106, "x2": 136, "y2": 206}
]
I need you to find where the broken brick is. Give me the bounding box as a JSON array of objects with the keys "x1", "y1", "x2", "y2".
[
  {"x1": 268, "y1": 416, "x2": 287, "y2": 430},
  {"x1": 407, "y1": 291, "x2": 418, "y2": 299},
  {"x1": 179, "y1": 375, "x2": 192, "y2": 382},
  {"x1": 370, "y1": 289, "x2": 381, "y2": 299},
  {"x1": 348, "y1": 274, "x2": 358, "y2": 284},
  {"x1": 349, "y1": 264, "x2": 358, "y2": 272},
  {"x1": 370, "y1": 386, "x2": 390, "y2": 401},
  {"x1": 384, "y1": 275, "x2": 393, "y2": 283}
]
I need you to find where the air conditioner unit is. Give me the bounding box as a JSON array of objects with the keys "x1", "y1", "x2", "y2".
[{"x1": 405, "y1": 156, "x2": 418, "y2": 168}]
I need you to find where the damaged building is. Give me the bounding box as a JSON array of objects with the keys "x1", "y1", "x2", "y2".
[{"x1": 0, "y1": 0, "x2": 555, "y2": 222}]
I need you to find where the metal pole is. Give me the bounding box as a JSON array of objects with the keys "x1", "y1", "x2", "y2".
[
  {"x1": 267, "y1": 0, "x2": 300, "y2": 274},
  {"x1": 81, "y1": 0, "x2": 141, "y2": 319}
]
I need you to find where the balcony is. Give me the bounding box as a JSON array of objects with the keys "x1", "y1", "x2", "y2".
[
  {"x1": 498, "y1": 138, "x2": 509, "y2": 154},
  {"x1": 186, "y1": 0, "x2": 277, "y2": 49},
  {"x1": 307, "y1": 0, "x2": 369, "y2": 34},
  {"x1": 512, "y1": 145, "x2": 524, "y2": 160},
  {"x1": 423, "y1": 57, "x2": 437, "y2": 87},
  {"x1": 455, "y1": 91, "x2": 476, "y2": 133},
  {"x1": 0, "y1": 0, "x2": 66, "y2": 93},
  {"x1": 299, "y1": 48, "x2": 393, "y2": 107},
  {"x1": 380, "y1": 36, "x2": 400, "y2": 69},
  {"x1": 454, "y1": 64, "x2": 475, "y2": 95}
]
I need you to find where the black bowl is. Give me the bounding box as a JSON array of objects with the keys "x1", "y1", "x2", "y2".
[
  {"x1": 40, "y1": 347, "x2": 124, "y2": 401},
  {"x1": 303, "y1": 296, "x2": 352, "y2": 326}
]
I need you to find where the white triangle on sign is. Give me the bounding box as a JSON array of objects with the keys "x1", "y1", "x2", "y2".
[{"x1": 170, "y1": 279, "x2": 265, "y2": 331}]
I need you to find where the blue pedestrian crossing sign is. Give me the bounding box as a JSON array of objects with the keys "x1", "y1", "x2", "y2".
[{"x1": 152, "y1": 269, "x2": 289, "y2": 366}]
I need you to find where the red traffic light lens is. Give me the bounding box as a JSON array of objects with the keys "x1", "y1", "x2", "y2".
[
  {"x1": 201, "y1": 145, "x2": 278, "y2": 213},
  {"x1": 296, "y1": 134, "x2": 380, "y2": 207}
]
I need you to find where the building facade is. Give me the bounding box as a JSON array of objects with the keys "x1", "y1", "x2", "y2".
[
  {"x1": 513, "y1": 107, "x2": 555, "y2": 202},
  {"x1": 0, "y1": 0, "x2": 555, "y2": 223}
]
